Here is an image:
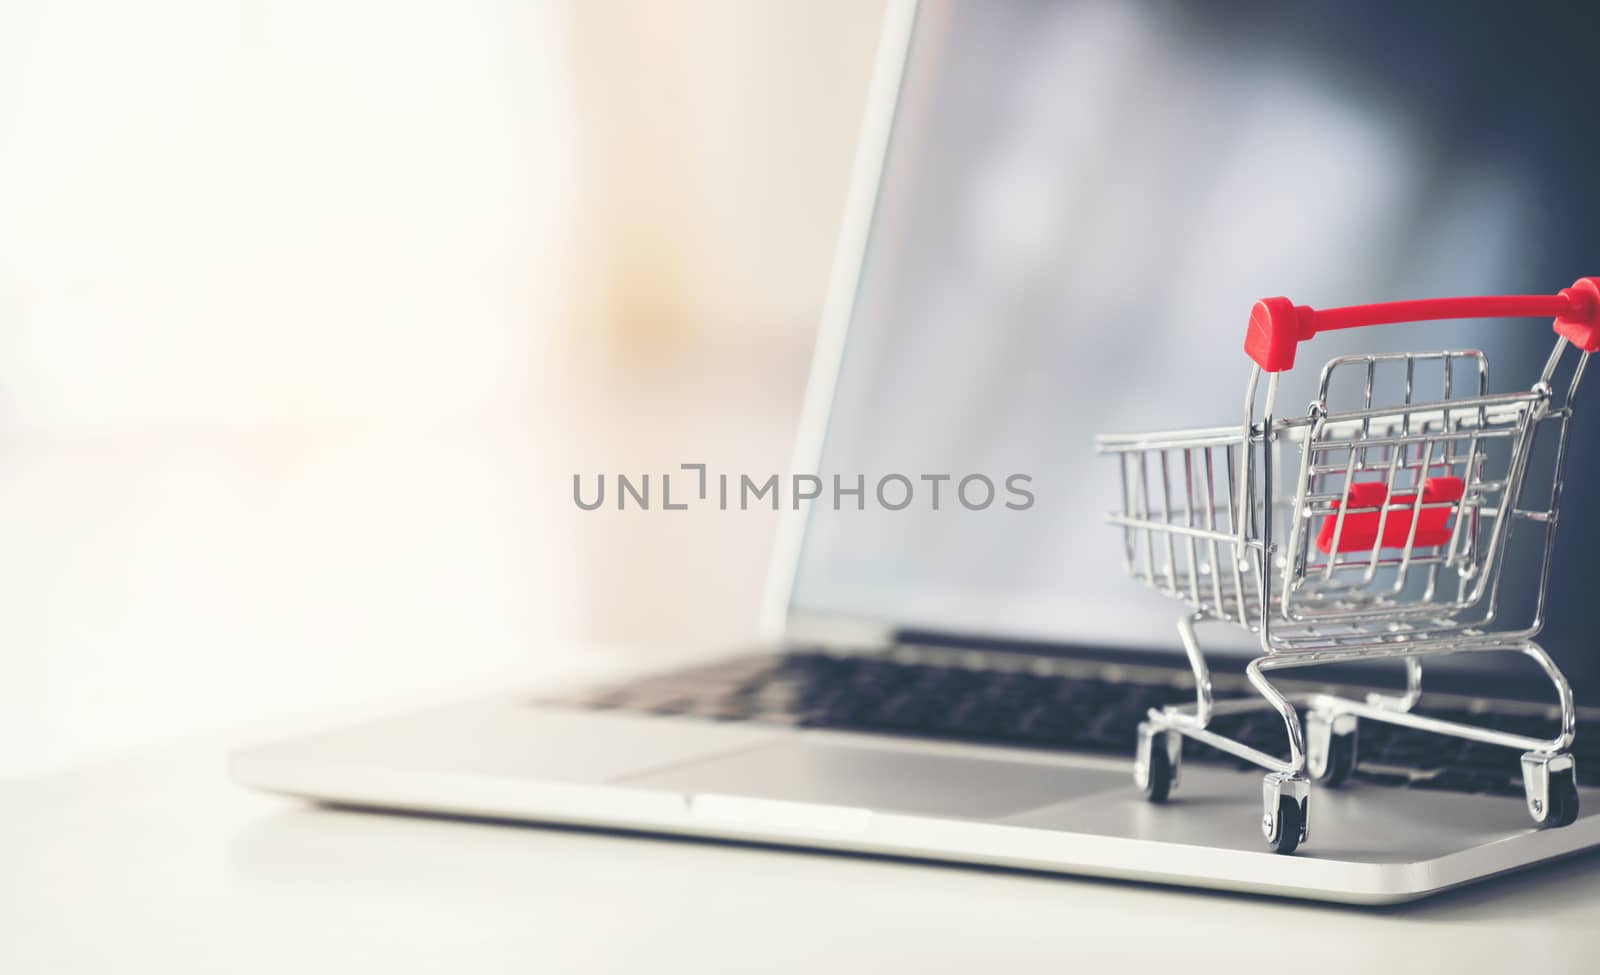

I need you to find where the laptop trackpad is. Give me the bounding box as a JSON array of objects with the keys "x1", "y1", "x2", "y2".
[{"x1": 616, "y1": 739, "x2": 1124, "y2": 819}]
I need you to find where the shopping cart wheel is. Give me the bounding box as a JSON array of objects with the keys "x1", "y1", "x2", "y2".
[
  {"x1": 1521, "y1": 753, "x2": 1580, "y2": 828},
  {"x1": 1135, "y1": 722, "x2": 1179, "y2": 803},
  {"x1": 1261, "y1": 772, "x2": 1309, "y2": 855},
  {"x1": 1550, "y1": 774, "x2": 1580, "y2": 828},
  {"x1": 1306, "y1": 711, "x2": 1358, "y2": 788}
]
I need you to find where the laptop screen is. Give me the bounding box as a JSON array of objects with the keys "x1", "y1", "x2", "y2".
[{"x1": 789, "y1": 0, "x2": 1600, "y2": 692}]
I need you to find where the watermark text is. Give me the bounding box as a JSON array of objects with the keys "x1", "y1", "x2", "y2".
[{"x1": 573, "y1": 464, "x2": 1033, "y2": 512}]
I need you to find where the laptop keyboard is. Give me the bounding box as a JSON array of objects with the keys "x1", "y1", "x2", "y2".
[{"x1": 555, "y1": 650, "x2": 1600, "y2": 795}]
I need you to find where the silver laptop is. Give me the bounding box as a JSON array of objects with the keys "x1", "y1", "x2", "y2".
[{"x1": 233, "y1": 0, "x2": 1600, "y2": 903}]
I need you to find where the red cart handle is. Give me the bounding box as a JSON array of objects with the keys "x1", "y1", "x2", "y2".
[{"x1": 1244, "y1": 276, "x2": 1600, "y2": 373}]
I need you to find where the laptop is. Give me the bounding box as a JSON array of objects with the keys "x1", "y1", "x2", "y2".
[{"x1": 233, "y1": 0, "x2": 1600, "y2": 903}]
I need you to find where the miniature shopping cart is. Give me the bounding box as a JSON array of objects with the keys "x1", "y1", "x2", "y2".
[{"x1": 1096, "y1": 279, "x2": 1600, "y2": 854}]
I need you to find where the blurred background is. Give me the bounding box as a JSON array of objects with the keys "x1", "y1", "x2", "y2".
[{"x1": 0, "y1": 0, "x2": 887, "y2": 777}]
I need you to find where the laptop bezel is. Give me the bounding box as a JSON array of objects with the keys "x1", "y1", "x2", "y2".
[{"x1": 759, "y1": 0, "x2": 915, "y2": 652}]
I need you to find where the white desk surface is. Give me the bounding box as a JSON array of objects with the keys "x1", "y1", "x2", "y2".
[{"x1": 8, "y1": 679, "x2": 1600, "y2": 974}]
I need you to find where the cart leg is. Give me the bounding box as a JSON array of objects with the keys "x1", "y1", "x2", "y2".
[
  {"x1": 1366, "y1": 658, "x2": 1422, "y2": 712},
  {"x1": 1308, "y1": 655, "x2": 1420, "y2": 787},
  {"x1": 1130, "y1": 613, "x2": 1214, "y2": 801},
  {"x1": 1246, "y1": 656, "x2": 1306, "y2": 773},
  {"x1": 1248, "y1": 657, "x2": 1311, "y2": 853},
  {"x1": 1175, "y1": 612, "x2": 1214, "y2": 728},
  {"x1": 1517, "y1": 642, "x2": 1580, "y2": 828},
  {"x1": 1520, "y1": 641, "x2": 1577, "y2": 752},
  {"x1": 1311, "y1": 657, "x2": 1417, "y2": 787}
]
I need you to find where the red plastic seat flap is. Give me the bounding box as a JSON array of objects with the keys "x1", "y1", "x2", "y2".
[{"x1": 1316, "y1": 476, "x2": 1465, "y2": 555}]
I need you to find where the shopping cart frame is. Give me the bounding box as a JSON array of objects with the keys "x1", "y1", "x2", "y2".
[{"x1": 1096, "y1": 279, "x2": 1600, "y2": 854}]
